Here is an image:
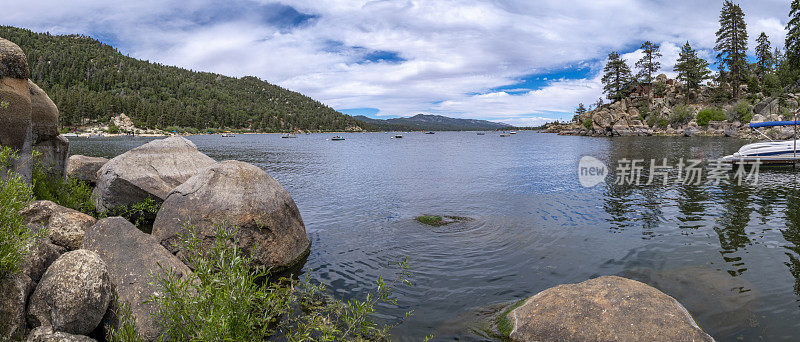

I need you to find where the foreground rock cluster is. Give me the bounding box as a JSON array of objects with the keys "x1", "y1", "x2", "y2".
[
  {"x1": 0, "y1": 136, "x2": 311, "y2": 341},
  {"x1": 0, "y1": 37, "x2": 68, "y2": 180}
]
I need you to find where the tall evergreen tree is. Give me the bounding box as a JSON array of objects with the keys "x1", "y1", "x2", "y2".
[
  {"x1": 755, "y1": 32, "x2": 773, "y2": 77},
  {"x1": 715, "y1": 1, "x2": 748, "y2": 97},
  {"x1": 573, "y1": 103, "x2": 586, "y2": 122},
  {"x1": 675, "y1": 41, "x2": 711, "y2": 102},
  {"x1": 787, "y1": 0, "x2": 800, "y2": 70},
  {"x1": 774, "y1": 47, "x2": 785, "y2": 71},
  {"x1": 601, "y1": 51, "x2": 633, "y2": 102},
  {"x1": 635, "y1": 41, "x2": 662, "y2": 86}
]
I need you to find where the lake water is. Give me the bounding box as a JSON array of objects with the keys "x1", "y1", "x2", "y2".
[{"x1": 70, "y1": 132, "x2": 800, "y2": 341}]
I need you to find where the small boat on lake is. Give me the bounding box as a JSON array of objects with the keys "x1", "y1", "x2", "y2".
[
  {"x1": 331, "y1": 136, "x2": 345, "y2": 141},
  {"x1": 424, "y1": 131, "x2": 435, "y2": 134},
  {"x1": 395, "y1": 134, "x2": 403, "y2": 139},
  {"x1": 723, "y1": 120, "x2": 800, "y2": 165},
  {"x1": 282, "y1": 133, "x2": 297, "y2": 138},
  {"x1": 476, "y1": 132, "x2": 486, "y2": 135},
  {"x1": 221, "y1": 133, "x2": 235, "y2": 137},
  {"x1": 510, "y1": 131, "x2": 517, "y2": 134}
]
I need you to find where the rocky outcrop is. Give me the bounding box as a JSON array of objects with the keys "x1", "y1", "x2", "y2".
[
  {"x1": 0, "y1": 38, "x2": 33, "y2": 180},
  {"x1": 21, "y1": 200, "x2": 97, "y2": 250},
  {"x1": 152, "y1": 160, "x2": 310, "y2": 272},
  {"x1": 29, "y1": 81, "x2": 59, "y2": 144},
  {"x1": 82, "y1": 217, "x2": 194, "y2": 341},
  {"x1": 503, "y1": 276, "x2": 713, "y2": 341},
  {"x1": 94, "y1": 136, "x2": 215, "y2": 212},
  {"x1": 27, "y1": 250, "x2": 112, "y2": 335},
  {"x1": 66, "y1": 155, "x2": 108, "y2": 184},
  {"x1": 111, "y1": 113, "x2": 135, "y2": 132},
  {"x1": 25, "y1": 326, "x2": 97, "y2": 342},
  {"x1": 20, "y1": 236, "x2": 66, "y2": 284}
]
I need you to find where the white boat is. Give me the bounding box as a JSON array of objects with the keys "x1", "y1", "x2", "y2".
[
  {"x1": 221, "y1": 133, "x2": 235, "y2": 137},
  {"x1": 722, "y1": 120, "x2": 800, "y2": 164},
  {"x1": 282, "y1": 133, "x2": 297, "y2": 138},
  {"x1": 394, "y1": 134, "x2": 403, "y2": 139},
  {"x1": 722, "y1": 139, "x2": 800, "y2": 164},
  {"x1": 510, "y1": 131, "x2": 517, "y2": 134}
]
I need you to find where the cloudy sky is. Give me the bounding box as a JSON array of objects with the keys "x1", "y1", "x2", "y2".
[{"x1": 5, "y1": 0, "x2": 792, "y2": 126}]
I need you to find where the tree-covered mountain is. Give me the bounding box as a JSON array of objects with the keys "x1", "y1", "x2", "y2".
[
  {"x1": 1, "y1": 26, "x2": 364, "y2": 132},
  {"x1": 353, "y1": 114, "x2": 513, "y2": 131}
]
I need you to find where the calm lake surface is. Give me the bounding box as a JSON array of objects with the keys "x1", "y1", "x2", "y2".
[{"x1": 71, "y1": 132, "x2": 800, "y2": 341}]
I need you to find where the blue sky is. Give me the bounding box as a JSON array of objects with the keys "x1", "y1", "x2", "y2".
[{"x1": 4, "y1": 0, "x2": 792, "y2": 126}]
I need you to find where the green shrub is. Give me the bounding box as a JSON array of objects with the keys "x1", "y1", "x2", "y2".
[
  {"x1": 103, "y1": 197, "x2": 160, "y2": 231},
  {"x1": 638, "y1": 104, "x2": 650, "y2": 119},
  {"x1": 711, "y1": 86, "x2": 733, "y2": 103},
  {"x1": 32, "y1": 166, "x2": 96, "y2": 215},
  {"x1": 763, "y1": 72, "x2": 784, "y2": 99},
  {"x1": 696, "y1": 107, "x2": 726, "y2": 126},
  {"x1": 669, "y1": 105, "x2": 694, "y2": 127},
  {"x1": 652, "y1": 81, "x2": 667, "y2": 97},
  {"x1": 0, "y1": 148, "x2": 39, "y2": 279},
  {"x1": 106, "y1": 298, "x2": 141, "y2": 342},
  {"x1": 107, "y1": 123, "x2": 120, "y2": 134},
  {"x1": 146, "y1": 224, "x2": 414, "y2": 341},
  {"x1": 583, "y1": 118, "x2": 593, "y2": 130},
  {"x1": 657, "y1": 118, "x2": 669, "y2": 129},
  {"x1": 727, "y1": 101, "x2": 753, "y2": 123}
]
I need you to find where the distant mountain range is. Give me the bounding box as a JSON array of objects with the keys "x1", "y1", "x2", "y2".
[{"x1": 353, "y1": 114, "x2": 513, "y2": 131}]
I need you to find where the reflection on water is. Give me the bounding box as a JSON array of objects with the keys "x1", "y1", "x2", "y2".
[{"x1": 71, "y1": 133, "x2": 800, "y2": 341}]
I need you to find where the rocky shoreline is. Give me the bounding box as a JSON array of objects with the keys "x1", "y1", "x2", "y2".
[{"x1": 541, "y1": 73, "x2": 800, "y2": 141}]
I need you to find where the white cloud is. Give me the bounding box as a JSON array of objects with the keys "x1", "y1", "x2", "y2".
[{"x1": 3, "y1": 0, "x2": 792, "y2": 121}]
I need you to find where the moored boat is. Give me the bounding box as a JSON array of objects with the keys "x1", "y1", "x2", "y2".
[
  {"x1": 723, "y1": 120, "x2": 800, "y2": 165},
  {"x1": 331, "y1": 136, "x2": 345, "y2": 141},
  {"x1": 282, "y1": 133, "x2": 297, "y2": 138}
]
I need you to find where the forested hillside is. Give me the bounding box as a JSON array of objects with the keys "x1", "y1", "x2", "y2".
[
  {"x1": 1, "y1": 26, "x2": 364, "y2": 132},
  {"x1": 353, "y1": 114, "x2": 513, "y2": 131}
]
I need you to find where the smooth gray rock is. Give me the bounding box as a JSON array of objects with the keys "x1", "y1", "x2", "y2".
[
  {"x1": 152, "y1": 160, "x2": 310, "y2": 271},
  {"x1": 25, "y1": 326, "x2": 96, "y2": 342},
  {"x1": 504, "y1": 276, "x2": 713, "y2": 342},
  {"x1": 33, "y1": 135, "x2": 69, "y2": 179},
  {"x1": 19, "y1": 236, "x2": 66, "y2": 284},
  {"x1": 0, "y1": 273, "x2": 33, "y2": 341},
  {"x1": 0, "y1": 37, "x2": 30, "y2": 79},
  {"x1": 0, "y1": 74, "x2": 32, "y2": 181},
  {"x1": 82, "y1": 217, "x2": 193, "y2": 341},
  {"x1": 21, "y1": 200, "x2": 97, "y2": 251},
  {"x1": 93, "y1": 136, "x2": 215, "y2": 212},
  {"x1": 27, "y1": 250, "x2": 112, "y2": 335},
  {"x1": 66, "y1": 155, "x2": 108, "y2": 184}
]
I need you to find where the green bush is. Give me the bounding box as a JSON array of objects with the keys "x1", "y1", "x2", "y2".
[
  {"x1": 106, "y1": 123, "x2": 120, "y2": 134},
  {"x1": 31, "y1": 166, "x2": 96, "y2": 214},
  {"x1": 727, "y1": 101, "x2": 753, "y2": 123},
  {"x1": 144, "y1": 224, "x2": 415, "y2": 341},
  {"x1": 696, "y1": 107, "x2": 726, "y2": 126},
  {"x1": 711, "y1": 86, "x2": 733, "y2": 103},
  {"x1": 657, "y1": 118, "x2": 669, "y2": 129},
  {"x1": 652, "y1": 81, "x2": 667, "y2": 97},
  {"x1": 583, "y1": 118, "x2": 593, "y2": 130},
  {"x1": 669, "y1": 105, "x2": 694, "y2": 127},
  {"x1": 638, "y1": 104, "x2": 650, "y2": 119},
  {"x1": 0, "y1": 148, "x2": 39, "y2": 279}
]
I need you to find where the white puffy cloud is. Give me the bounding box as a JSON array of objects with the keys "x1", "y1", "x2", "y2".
[{"x1": 3, "y1": 0, "x2": 792, "y2": 125}]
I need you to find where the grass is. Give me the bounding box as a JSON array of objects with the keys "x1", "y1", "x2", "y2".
[
  {"x1": 493, "y1": 298, "x2": 529, "y2": 339},
  {"x1": 416, "y1": 215, "x2": 445, "y2": 226}
]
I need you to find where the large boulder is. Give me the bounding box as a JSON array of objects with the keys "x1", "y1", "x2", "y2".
[
  {"x1": 29, "y1": 80, "x2": 59, "y2": 143},
  {"x1": 0, "y1": 273, "x2": 33, "y2": 341},
  {"x1": 153, "y1": 160, "x2": 310, "y2": 271},
  {"x1": 20, "y1": 236, "x2": 66, "y2": 284},
  {"x1": 27, "y1": 250, "x2": 112, "y2": 335},
  {"x1": 504, "y1": 276, "x2": 713, "y2": 342},
  {"x1": 21, "y1": 200, "x2": 97, "y2": 250},
  {"x1": 0, "y1": 53, "x2": 33, "y2": 179},
  {"x1": 94, "y1": 137, "x2": 215, "y2": 211},
  {"x1": 33, "y1": 134, "x2": 70, "y2": 179},
  {"x1": 25, "y1": 326, "x2": 96, "y2": 342},
  {"x1": 66, "y1": 155, "x2": 108, "y2": 184},
  {"x1": 82, "y1": 217, "x2": 194, "y2": 341}
]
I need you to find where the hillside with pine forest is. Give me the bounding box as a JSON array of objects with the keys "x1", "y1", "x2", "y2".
[{"x1": 0, "y1": 26, "x2": 365, "y2": 132}]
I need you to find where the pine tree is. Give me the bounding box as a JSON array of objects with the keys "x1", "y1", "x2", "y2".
[
  {"x1": 787, "y1": 0, "x2": 800, "y2": 70},
  {"x1": 635, "y1": 41, "x2": 662, "y2": 86},
  {"x1": 715, "y1": 1, "x2": 748, "y2": 97},
  {"x1": 573, "y1": 103, "x2": 586, "y2": 122},
  {"x1": 675, "y1": 41, "x2": 711, "y2": 102},
  {"x1": 755, "y1": 32, "x2": 773, "y2": 77},
  {"x1": 601, "y1": 51, "x2": 633, "y2": 102},
  {"x1": 774, "y1": 47, "x2": 785, "y2": 70}
]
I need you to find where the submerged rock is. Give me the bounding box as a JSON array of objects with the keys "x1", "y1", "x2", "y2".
[
  {"x1": 501, "y1": 276, "x2": 713, "y2": 341},
  {"x1": 152, "y1": 160, "x2": 310, "y2": 272},
  {"x1": 66, "y1": 155, "x2": 108, "y2": 184},
  {"x1": 415, "y1": 215, "x2": 473, "y2": 227},
  {"x1": 82, "y1": 217, "x2": 193, "y2": 341},
  {"x1": 27, "y1": 250, "x2": 112, "y2": 335},
  {"x1": 94, "y1": 136, "x2": 215, "y2": 211}
]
